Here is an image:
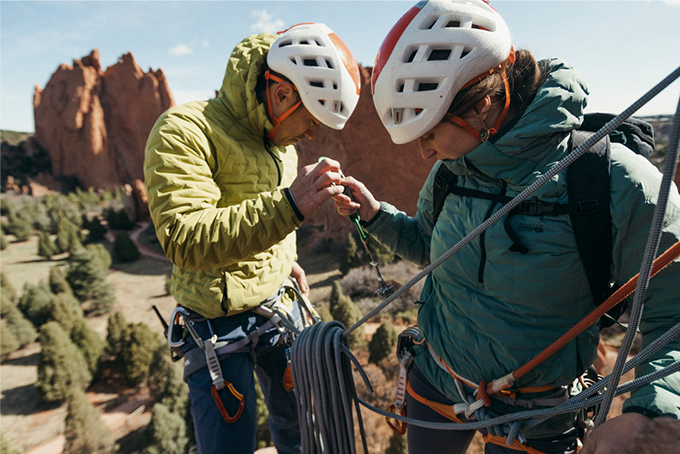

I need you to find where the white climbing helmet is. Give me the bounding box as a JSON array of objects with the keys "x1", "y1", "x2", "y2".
[
  {"x1": 267, "y1": 23, "x2": 361, "y2": 130},
  {"x1": 371, "y1": 0, "x2": 513, "y2": 144}
]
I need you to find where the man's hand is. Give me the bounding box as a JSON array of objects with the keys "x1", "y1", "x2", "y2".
[
  {"x1": 288, "y1": 157, "x2": 347, "y2": 217},
  {"x1": 580, "y1": 413, "x2": 652, "y2": 454},
  {"x1": 290, "y1": 261, "x2": 309, "y2": 297}
]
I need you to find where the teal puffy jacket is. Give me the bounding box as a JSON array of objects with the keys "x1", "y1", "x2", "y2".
[{"x1": 366, "y1": 59, "x2": 680, "y2": 437}]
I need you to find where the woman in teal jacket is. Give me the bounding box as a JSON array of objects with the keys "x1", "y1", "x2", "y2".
[{"x1": 335, "y1": 1, "x2": 680, "y2": 453}]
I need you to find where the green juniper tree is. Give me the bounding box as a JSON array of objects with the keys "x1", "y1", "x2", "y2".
[
  {"x1": 71, "y1": 318, "x2": 106, "y2": 375},
  {"x1": 63, "y1": 388, "x2": 117, "y2": 454},
  {"x1": 105, "y1": 311, "x2": 126, "y2": 357},
  {"x1": 368, "y1": 320, "x2": 398, "y2": 364},
  {"x1": 36, "y1": 322, "x2": 91, "y2": 402}
]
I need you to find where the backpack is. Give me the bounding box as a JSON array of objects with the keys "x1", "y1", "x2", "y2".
[{"x1": 431, "y1": 113, "x2": 655, "y2": 328}]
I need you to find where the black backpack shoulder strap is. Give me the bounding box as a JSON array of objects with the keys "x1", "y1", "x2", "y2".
[
  {"x1": 432, "y1": 163, "x2": 458, "y2": 225},
  {"x1": 568, "y1": 130, "x2": 613, "y2": 304}
]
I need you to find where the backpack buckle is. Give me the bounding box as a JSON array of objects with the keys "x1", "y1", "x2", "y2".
[
  {"x1": 576, "y1": 200, "x2": 600, "y2": 215},
  {"x1": 518, "y1": 197, "x2": 555, "y2": 216}
]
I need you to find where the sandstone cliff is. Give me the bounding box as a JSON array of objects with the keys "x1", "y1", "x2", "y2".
[{"x1": 33, "y1": 50, "x2": 174, "y2": 218}]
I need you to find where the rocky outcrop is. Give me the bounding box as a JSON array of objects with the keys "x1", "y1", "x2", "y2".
[
  {"x1": 33, "y1": 50, "x2": 174, "y2": 218},
  {"x1": 296, "y1": 66, "x2": 434, "y2": 237}
]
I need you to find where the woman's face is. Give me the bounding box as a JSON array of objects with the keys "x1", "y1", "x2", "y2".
[{"x1": 418, "y1": 113, "x2": 483, "y2": 161}]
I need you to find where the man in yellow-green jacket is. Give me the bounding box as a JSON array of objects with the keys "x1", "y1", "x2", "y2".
[{"x1": 144, "y1": 23, "x2": 361, "y2": 454}]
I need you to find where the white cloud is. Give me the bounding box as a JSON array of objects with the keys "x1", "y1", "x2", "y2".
[
  {"x1": 169, "y1": 44, "x2": 193, "y2": 56},
  {"x1": 250, "y1": 9, "x2": 285, "y2": 33}
]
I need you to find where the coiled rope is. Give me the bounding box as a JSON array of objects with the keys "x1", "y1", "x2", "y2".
[{"x1": 291, "y1": 66, "x2": 680, "y2": 452}]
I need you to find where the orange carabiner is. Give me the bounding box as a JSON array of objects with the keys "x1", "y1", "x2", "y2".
[
  {"x1": 385, "y1": 403, "x2": 407, "y2": 435},
  {"x1": 211, "y1": 382, "x2": 245, "y2": 423}
]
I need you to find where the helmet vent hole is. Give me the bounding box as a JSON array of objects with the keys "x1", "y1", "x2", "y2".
[
  {"x1": 445, "y1": 20, "x2": 461, "y2": 28},
  {"x1": 310, "y1": 81, "x2": 324, "y2": 88},
  {"x1": 279, "y1": 39, "x2": 293, "y2": 47},
  {"x1": 325, "y1": 59, "x2": 334, "y2": 69},
  {"x1": 304, "y1": 58, "x2": 319, "y2": 67},
  {"x1": 417, "y1": 82, "x2": 439, "y2": 92},
  {"x1": 428, "y1": 49, "x2": 451, "y2": 61},
  {"x1": 406, "y1": 50, "x2": 417, "y2": 63},
  {"x1": 460, "y1": 46, "x2": 473, "y2": 59},
  {"x1": 398, "y1": 84, "x2": 405, "y2": 93}
]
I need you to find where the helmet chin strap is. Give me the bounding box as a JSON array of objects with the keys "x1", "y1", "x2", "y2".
[
  {"x1": 265, "y1": 70, "x2": 302, "y2": 141},
  {"x1": 445, "y1": 67, "x2": 511, "y2": 143}
]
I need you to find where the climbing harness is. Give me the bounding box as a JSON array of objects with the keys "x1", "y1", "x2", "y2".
[
  {"x1": 164, "y1": 276, "x2": 318, "y2": 423},
  {"x1": 290, "y1": 65, "x2": 680, "y2": 453}
]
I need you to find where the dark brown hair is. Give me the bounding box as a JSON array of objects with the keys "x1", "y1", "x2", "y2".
[{"x1": 446, "y1": 49, "x2": 548, "y2": 118}]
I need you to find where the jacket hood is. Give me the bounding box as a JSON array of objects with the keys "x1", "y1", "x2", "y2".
[
  {"x1": 218, "y1": 32, "x2": 278, "y2": 137},
  {"x1": 449, "y1": 58, "x2": 589, "y2": 189}
]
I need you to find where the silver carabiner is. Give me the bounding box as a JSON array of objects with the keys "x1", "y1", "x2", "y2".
[{"x1": 168, "y1": 306, "x2": 205, "y2": 349}]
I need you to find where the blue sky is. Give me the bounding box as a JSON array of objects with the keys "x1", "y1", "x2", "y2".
[{"x1": 1, "y1": 0, "x2": 679, "y2": 133}]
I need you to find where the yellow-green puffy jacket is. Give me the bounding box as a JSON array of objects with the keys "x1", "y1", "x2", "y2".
[{"x1": 144, "y1": 33, "x2": 303, "y2": 319}]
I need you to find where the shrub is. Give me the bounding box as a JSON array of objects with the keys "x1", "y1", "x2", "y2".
[
  {"x1": 44, "y1": 193, "x2": 83, "y2": 230},
  {"x1": 140, "y1": 403, "x2": 188, "y2": 454},
  {"x1": 0, "y1": 230, "x2": 7, "y2": 249},
  {"x1": 37, "y1": 232, "x2": 59, "y2": 260},
  {"x1": 105, "y1": 311, "x2": 126, "y2": 357},
  {"x1": 113, "y1": 231, "x2": 140, "y2": 263},
  {"x1": 330, "y1": 285, "x2": 365, "y2": 350},
  {"x1": 368, "y1": 320, "x2": 397, "y2": 364},
  {"x1": 83, "y1": 216, "x2": 107, "y2": 243},
  {"x1": 1, "y1": 294, "x2": 37, "y2": 346},
  {"x1": 0, "y1": 432, "x2": 24, "y2": 454},
  {"x1": 49, "y1": 266, "x2": 72, "y2": 294},
  {"x1": 66, "y1": 249, "x2": 115, "y2": 314},
  {"x1": 8, "y1": 217, "x2": 32, "y2": 242},
  {"x1": 86, "y1": 243, "x2": 112, "y2": 270},
  {"x1": 36, "y1": 322, "x2": 91, "y2": 402},
  {"x1": 1, "y1": 271, "x2": 17, "y2": 301},
  {"x1": 70, "y1": 318, "x2": 106, "y2": 375},
  {"x1": 105, "y1": 207, "x2": 136, "y2": 231},
  {"x1": 385, "y1": 432, "x2": 408, "y2": 454},
  {"x1": 119, "y1": 322, "x2": 162, "y2": 386},
  {"x1": 63, "y1": 388, "x2": 117, "y2": 454},
  {"x1": 1, "y1": 326, "x2": 20, "y2": 360},
  {"x1": 49, "y1": 292, "x2": 83, "y2": 333},
  {"x1": 18, "y1": 281, "x2": 54, "y2": 327},
  {"x1": 147, "y1": 344, "x2": 188, "y2": 413},
  {"x1": 366, "y1": 234, "x2": 396, "y2": 266},
  {"x1": 56, "y1": 219, "x2": 83, "y2": 254},
  {"x1": 339, "y1": 232, "x2": 362, "y2": 276}
]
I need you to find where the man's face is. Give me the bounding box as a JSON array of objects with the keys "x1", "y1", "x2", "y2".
[{"x1": 272, "y1": 101, "x2": 321, "y2": 147}]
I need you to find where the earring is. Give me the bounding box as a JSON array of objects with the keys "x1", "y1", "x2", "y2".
[{"x1": 479, "y1": 121, "x2": 490, "y2": 142}]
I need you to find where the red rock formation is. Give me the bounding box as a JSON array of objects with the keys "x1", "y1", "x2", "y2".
[
  {"x1": 33, "y1": 50, "x2": 174, "y2": 213},
  {"x1": 297, "y1": 66, "x2": 434, "y2": 236}
]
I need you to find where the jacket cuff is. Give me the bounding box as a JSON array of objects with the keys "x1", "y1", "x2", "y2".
[
  {"x1": 284, "y1": 188, "x2": 304, "y2": 222},
  {"x1": 359, "y1": 203, "x2": 385, "y2": 228}
]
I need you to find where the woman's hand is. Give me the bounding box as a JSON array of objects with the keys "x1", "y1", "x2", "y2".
[
  {"x1": 333, "y1": 176, "x2": 381, "y2": 223},
  {"x1": 290, "y1": 261, "x2": 309, "y2": 297},
  {"x1": 580, "y1": 413, "x2": 651, "y2": 454}
]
